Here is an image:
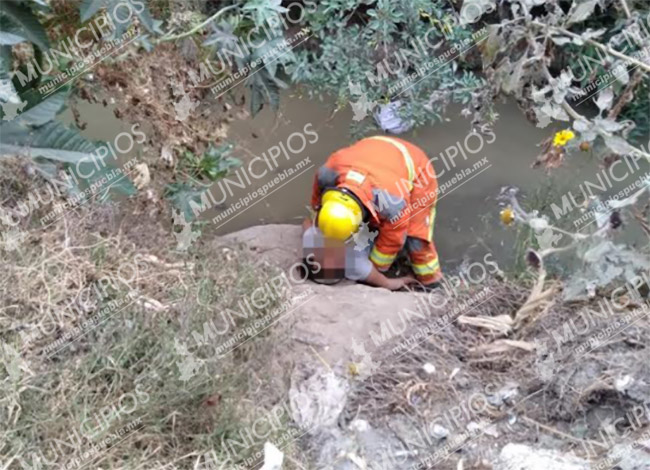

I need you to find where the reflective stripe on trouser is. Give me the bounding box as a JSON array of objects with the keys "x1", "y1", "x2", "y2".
[
  {"x1": 370, "y1": 246, "x2": 396, "y2": 270},
  {"x1": 407, "y1": 238, "x2": 442, "y2": 284}
]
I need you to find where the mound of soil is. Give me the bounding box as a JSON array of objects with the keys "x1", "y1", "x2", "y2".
[{"x1": 218, "y1": 224, "x2": 444, "y2": 365}]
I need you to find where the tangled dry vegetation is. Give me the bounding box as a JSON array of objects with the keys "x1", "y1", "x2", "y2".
[
  {"x1": 78, "y1": 40, "x2": 246, "y2": 173},
  {"x1": 344, "y1": 275, "x2": 650, "y2": 468},
  {"x1": 0, "y1": 159, "x2": 297, "y2": 469}
]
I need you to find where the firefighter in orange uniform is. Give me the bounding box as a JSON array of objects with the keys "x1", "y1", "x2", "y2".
[{"x1": 306, "y1": 136, "x2": 442, "y2": 288}]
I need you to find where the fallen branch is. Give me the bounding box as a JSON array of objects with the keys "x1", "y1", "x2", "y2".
[
  {"x1": 608, "y1": 69, "x2": 645, "y2": 119},
  {"x1": 457, "y1": 314, "x2": 513, "y2": 335},
  {"x1": 522, "y1": 416, "x2": 606, "y2": 449},
  {"x1": 513, "y1": 268, "x2": 558, "y2": 330},
  {"x1": 469, "y1": 339, "x2": 537, "y2": 356}
]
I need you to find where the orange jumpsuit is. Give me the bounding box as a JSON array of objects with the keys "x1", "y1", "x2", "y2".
[{"x1": 311, "y1": 136, "x2": 442, "y2": 284}]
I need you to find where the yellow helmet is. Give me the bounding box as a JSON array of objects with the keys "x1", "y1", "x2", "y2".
[{"x1": 317, "y1": 189, "x2": 363, "y2": 241}]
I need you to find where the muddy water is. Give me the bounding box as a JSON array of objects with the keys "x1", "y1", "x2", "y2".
[
  {"x1": 65, "y1": 92, "x2": 649, "y2": 269},
  {"x1": 219, "y1": 91, "x2": 648, "y2": 268}
]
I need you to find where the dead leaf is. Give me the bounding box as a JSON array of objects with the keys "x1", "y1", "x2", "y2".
[{"x1": 133, "y1": 163, "x2": 151, "y2": 190}]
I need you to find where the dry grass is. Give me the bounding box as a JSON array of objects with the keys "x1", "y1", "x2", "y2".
[
  {"x1": 343, "y1": 275, "x2": 650, "y2": 467},
  {"x1": 0, "y1": 159, "x2": 302, "y2": 469}
]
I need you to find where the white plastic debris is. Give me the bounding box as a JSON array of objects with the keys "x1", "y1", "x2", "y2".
[
  {"x1": 468, "y1": 420, "x2": 499, "y2": 438},
  {"x1": 488, "y1": 383, "x2": 520, "y2": 407},
  {"x1": 160, "y1": 145, "x2": 174, "y2": 167},
  {"x1": 528, "y1": 217, "x2": 549, "y2": 231},
  {"x1": 449, "y1": 367, "x2": 460, "y2": 380},
  {"x1": 466, "y1": 421, "x2": 481, "y2": 434},
  {"x1": 289, "y1": 369, "x2": 349, "y2": 431},
  {"x1": 138, "y1": 296, "x2": 167, "y2": 312},
  {"x1": 349, "y1": 419, "x2": 370, "y2": 433},
  {"x1": 374, "y1": 101, "x2": 413, "y2": 134},
  {"x1": 494, "y1": 443, "x2": 589, "y2": 470},
  {"x1": 615, "y1": 375, "x2": 633, "y2": 393},
  {"x1": 431, "y1": 424, "x2": 450, "y2": 439},
  {"x1": 260, "y1": 442, "x2": 284, "y2": 470},
  {"x1": 422, "y1": 363, "x2": 436, "y2": 375},
  {"x1": 484, "y1": 424, "x2": 499, "y2": 438}
]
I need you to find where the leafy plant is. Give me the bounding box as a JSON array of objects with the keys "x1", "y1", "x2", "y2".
[
  {"x1": 500, "y1": 181, "x2": 650, "y2": 300},
  {"x1": 0, "y1": 0, "x2": 50, "y2": 50},
  {"x1": 0, "y1": 90, "x2": 136, "y2": 198},
  {"x1": 165, "y1": 143, "x2": 240, "y2": 221},
  {"x1": 286, "y1": 0, "x2": 490, "y2": 136},
  {"x1": 164, "y1": 181, "x2": 206, "y2": 221},
  {"x1": 0, "y1": 0, "x2": 140, "y2": 200},
  {"x1": 180, "y1": 142, "x2": 240, "y2": 182},
  {"x1": 203, "y1": 16, "x2": 289, "y2": 115}
]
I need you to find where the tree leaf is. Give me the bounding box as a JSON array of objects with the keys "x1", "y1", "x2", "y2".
[
  {"x1": 594, "y1": 88, "x2": 613, "y2": 111},
  {"x1": 73, "y1": 158, "x2": 136, "y2": 199},
  {"x1": 581, "y1": 28, "x2": 606, "y2": 40},
  {"x1": 0, "y1": 1, "x2": 50, "y2": 50},
  {"x1": 0, "y1": 120, "x2": 135, "y2": 198},
  {"x1": 79, "y1": 0, "x2": 105, "y2": 22},
  {"x1": 164, "y1": 182, "x2": 205, "y2": 222},
  {"x1": 567, "y1": 0, "x2": 598, "y2": 25},
  {"x1": 550, "y1": 36, "x2": 572, "y2": 46},
  {"x1": 0, "y1": 120, "x2": 99, "y2": 163},
  {"x1": 13, "y1": 90, "x2": 67, "y2": 126},
  {"x1": 604, "y1": 134, "x2": 635, "y2": 155},
  {"x1": 241, "y1": 0, "x2": 288, "y2": 28}
]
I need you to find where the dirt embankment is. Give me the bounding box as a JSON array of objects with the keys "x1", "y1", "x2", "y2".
[
  {"x1": 218, "y1": 224, "x2": 434, "y2": 366},
  {"x1": 218, "y1": 224, "x2": 650, "y2": 470}
]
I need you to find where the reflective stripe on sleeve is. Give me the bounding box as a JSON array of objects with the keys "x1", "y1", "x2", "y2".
[
  {"x1": 369, "y1": 136, "x2": 415, "y2": 191},
  {"x1": 428, "y1": 206, "x2": 436, "y2": 242}
]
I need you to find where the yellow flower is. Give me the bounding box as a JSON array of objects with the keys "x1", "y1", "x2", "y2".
[
  {"x1": 553, "y1": 130, "x2": 575, "y2": 147},
  {"x1": 500, "y1": 207, "x2": 515, "y2": 226},
  {"x1": 348, "y1": 363, "x2": 360, "y2": 376}
]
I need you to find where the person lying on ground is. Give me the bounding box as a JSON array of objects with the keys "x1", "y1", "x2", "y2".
[{"x1": 301, "y1": 217, "x2": 417, "y2": 290}]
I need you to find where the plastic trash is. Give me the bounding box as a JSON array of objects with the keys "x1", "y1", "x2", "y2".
[{"x1": 374, "y1": 101, "x2": 413, "y2": 134}]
